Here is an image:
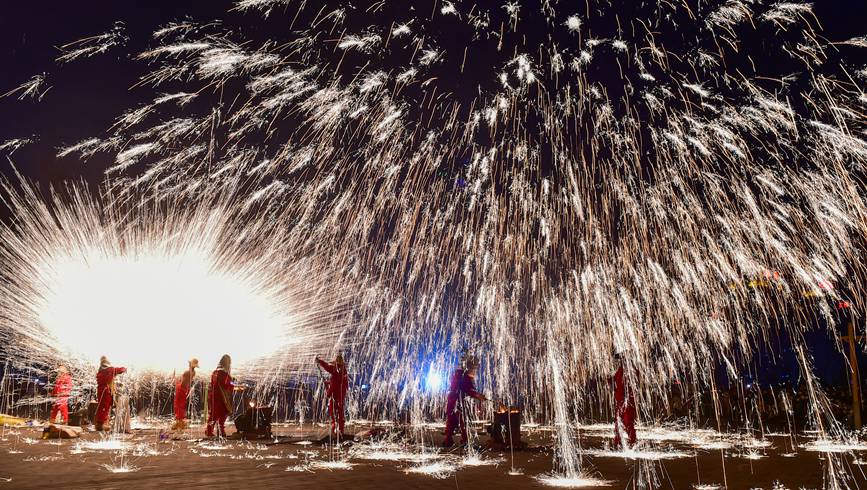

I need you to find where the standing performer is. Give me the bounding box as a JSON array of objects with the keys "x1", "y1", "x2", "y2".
[
  {"x1": 49, "y1": 365, "x2": 72, "y2": 425},
  {"x1": 315, "y1": 353, "x2": 348, "y2": 436},
  {"x1": 172, "y1": 358, "x2": 199, "y2": 430},
  {"x1": 443, "y1": 356, "x2": 487, "y2": 447},
  {"x1": 95, "y1": 356, "x2": 126, "y2": 431},
  {"x1": 206, "y1": 355, "x2": 234, "y2": 438},
  {"x1": 612, "y1": 352, "x2": 637, "y2": 449}
]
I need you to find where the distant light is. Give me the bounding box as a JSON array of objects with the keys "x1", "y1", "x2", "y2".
[{"x1": 426, "y1": 369, "x2": 443, "y2": 391}]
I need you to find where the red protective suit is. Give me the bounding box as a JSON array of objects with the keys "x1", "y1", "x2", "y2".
[
  {"x1": 95, "y1": 367, "x2": 126, "y2": 426},
  {"x1": 174, "y1": 367, "x2": 196, "y2": 421},
  {"x1": 50, "y1": 372, "x2": 72, "y2": 424},
  {"x1": 317, "y1": 359, "x2": 348, "y2": 435},
  {"x1": 206, "y1": 369, "x2": 233, "y2": 437},
  {"x1": 613, "y1": 365, "x2": 637, "y2": 448},
  {"x1": 443, "y1": 368, "x2": 484, "y2": 445},
  {"x1": 174, "y1": 384, "x2": 190, "y2": 421}
]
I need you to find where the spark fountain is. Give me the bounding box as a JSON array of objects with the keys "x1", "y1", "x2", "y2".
[{"x1": 1, "y1": 0, "x2": 866, "y2": 487}]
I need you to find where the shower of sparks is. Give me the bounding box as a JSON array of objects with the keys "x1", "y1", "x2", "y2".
[
  {"x1": 0, "y1": 138, "x2": 34, "y2": 155},
  {"x1": 0, "y1": 74, "x2": 51, "y2": 101},
  {"x1": 0, "y1": 179, "x2": 350, "y2": 378},
  {"x1": 1, "y1": 0, "x2": 866, "y2": 484}
]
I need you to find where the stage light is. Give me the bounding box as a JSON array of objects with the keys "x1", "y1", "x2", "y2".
[{"x1": 425, "y1": 368, "x2": 443, "y2": 391}]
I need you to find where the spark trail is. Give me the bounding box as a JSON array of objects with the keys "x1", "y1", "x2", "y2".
[{"x1": 1, "y1": 0, "x2": 866, "y2": 484}]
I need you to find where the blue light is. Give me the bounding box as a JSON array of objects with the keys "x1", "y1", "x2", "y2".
[{"x1": 426, "y1": 369, "x2": 443, "y2": 391}]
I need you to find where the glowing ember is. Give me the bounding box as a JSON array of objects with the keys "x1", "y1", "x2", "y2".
[
  {"x1": 101, "y1": 463, "x2": 140, "y2": 473},
  {"x1": 197, "y1": 443, "x2": 229, "y2": 451},
  {"x1": 738, "y1": 450, "x2": 766, "y2": 460},
  {"x1": 351, "y1": 445, "x2": 440, "y2": 463},
  {"x1": 404, "y1": 462, "x2": 458, "y2": 479},
  {"x1": 311, "y1": 460, "x2": 354, "y2": 471},
  {"x1": 535, "y1": 474, "x2": 614, "y2": 488},
  {"x1": 75, "y1": 439, "x2": 128, "y2": 451},
  {"x1": 801, "y1": 440, "x2": 867, "y2": 453},
  {"x1": 692, "y1": 440, "x2": 732, "y2": 450},
  {"x1": 461, "y1": 454, "x2": 503, "y2": 467},
  {"x1": 582, "y1": 447, "x2": 691, "y2": 460}
]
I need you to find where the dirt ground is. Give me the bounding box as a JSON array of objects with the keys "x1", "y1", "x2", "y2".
[{"x1": 0, "y1": 422, "x2": 864, "y2": 489}]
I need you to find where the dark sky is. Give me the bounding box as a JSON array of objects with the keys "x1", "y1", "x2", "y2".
[
  {"x1": 1, "y1": 0, "x2": 865, "y2": 185},
  {"x1": 0, "y1": 1, "x2": 233, "y2": 184}
]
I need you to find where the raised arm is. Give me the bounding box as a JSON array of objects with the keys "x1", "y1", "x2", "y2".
[{"x1": 316, "y1": 358, "x2": 336, "y2": 375}]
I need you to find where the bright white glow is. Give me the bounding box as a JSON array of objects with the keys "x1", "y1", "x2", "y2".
[
  {"x1": 311, "y1": 460, "x2": 354, "y2": 470},
  {"x1": 404, "y1": 462, "x2": 457, "y2": 479},
  {"x1": 351, "y1": 443, "x2": 441, "y2": 463},
  {"x1": 801, "y1": 440, "x2": 867, "y2": 453},
  {"x1": 535, "y1": 474, "x2": 614, "y2": 488},
  {"x1": 36, "y1": 245, "x2": 292, "y2": 373},
  {"x1": 582, "y1": 447, "x2": 691, "y2": 460},
  {"x1": 738, "y1": 450, "x2": 765, "y2": 460},
  {"x1": 75, "y1": 438, "x2": 128, "y2": 451},
  {"x1": 101, "y1": 463, "x2": 139, "y2": 473},
  {"x1": 426, "y1": 368, "x2": 443, "y2": 391}
]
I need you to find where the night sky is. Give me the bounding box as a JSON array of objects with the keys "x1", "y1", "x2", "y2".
[
  {"x1": 2, "y1": 0, "x2": 865, "y2": 184},
  {"x1": 1, "y1": 0, "x2": 865, "y2": 387}
]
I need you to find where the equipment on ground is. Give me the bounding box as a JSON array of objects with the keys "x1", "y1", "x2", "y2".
[
  {"x1": 234, "y1": 403, "x2": 273, "y2": 439},
  {"x1": 42, "y1": 424, "x2": 82, "y2": 439},
  {"x1": 0, "y1": 414, "x2": 26, "y2": 426},
  {"x1": 486, "y1": 406, "x2": 525, "y2": 450}
]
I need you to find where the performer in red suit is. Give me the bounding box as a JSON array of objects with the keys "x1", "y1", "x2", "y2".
[
  {"x1": 49, "y1": 365, "x2": 72, "y2": 424},
  {"x1": 612, "y1": 353, "x2": 637, "y2": 448},
  {"x1": 443, "y1": 356, "x2": 486, "y2": 447},
  {"x1": 172, "y1": 358, "x2": 199, "y2": 430},
  {"x1": 206, "y1": 354, "x2": 234, "y2": 437},
  {"x1": 95, "y1": 356, "x2": 126, "y2": 431},
  {"x1": 316, "y1": 353, "x2": 349, "y2": 436}
]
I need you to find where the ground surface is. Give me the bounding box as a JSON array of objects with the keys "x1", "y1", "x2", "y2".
[{"x1": 0, "y1": 422, "x2": 864, "y2": 489}]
